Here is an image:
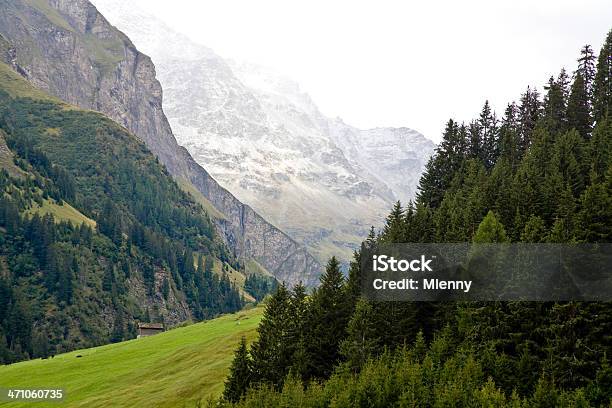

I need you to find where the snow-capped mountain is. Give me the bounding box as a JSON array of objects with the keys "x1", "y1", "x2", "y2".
[
  {"x1": 92, "y1": 0, "x2": 436, "y2": 262},
  {"x1": 329, "y1": 124, "x2": 436, "y2": 204}
]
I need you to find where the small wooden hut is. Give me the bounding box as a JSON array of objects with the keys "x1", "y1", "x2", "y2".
[{"x1": 137, "y1": 322, "x2": 164, "y2": 338}]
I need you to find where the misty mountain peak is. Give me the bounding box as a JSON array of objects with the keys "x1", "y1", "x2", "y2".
[{"x1": 92, "y1": 0, "x2": 435, "y2": 261}]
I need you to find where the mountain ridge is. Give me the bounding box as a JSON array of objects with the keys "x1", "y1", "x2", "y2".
[
  {"x1": 90, "y1": 0, "x2": 436, "y2": 262},
  {"x1": 0, "y1": 0, "x2": 320, "y2": 286}
]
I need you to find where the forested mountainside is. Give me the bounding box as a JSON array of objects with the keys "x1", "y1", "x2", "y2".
[
  {"x1": 89, "y1": 0, "x2": 436, "y2": 263},
  {"x1": 0, "y1": 62, "x2": 249, "y2": 364},
  {"x1": 219, "y1": 32, "x2": 612, "y2": 407},
  {"x1": 0, "y1": 0, "x2": 321, "y2": 287}
]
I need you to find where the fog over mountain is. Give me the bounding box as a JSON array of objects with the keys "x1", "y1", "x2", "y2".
[{"x1": 93, "y1": 0, "x2": 435, "y2": 262}]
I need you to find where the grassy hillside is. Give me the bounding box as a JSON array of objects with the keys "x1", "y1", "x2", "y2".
[
  {"x1": 25, "y1": 198, "x2": 97, "y2": 228},
  {"x1": 0, "y1": 306, "x2": 263, "y2": 408}
]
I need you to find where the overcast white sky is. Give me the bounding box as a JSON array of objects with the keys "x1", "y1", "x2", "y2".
[{"x1": 131, "y1": 0, "x2": 611, "y2": 143}]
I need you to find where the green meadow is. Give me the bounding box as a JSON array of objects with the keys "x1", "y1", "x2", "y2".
[{"x1": 0, "y1": 306, "x2": 263, "y2": 408}]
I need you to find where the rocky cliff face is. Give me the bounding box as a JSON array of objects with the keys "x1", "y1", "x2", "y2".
[
  {"x1": 0, "y1": 0, "x2": 320, "y2": 286},
  {"x1": 328, "y1": 124, "x2": 436, "y2": 205},
  {"x1": 89, "y1": 0, "x2": 436, "y2": 263}
]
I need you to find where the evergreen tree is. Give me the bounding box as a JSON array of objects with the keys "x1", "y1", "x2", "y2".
[
  {"x1": 103, "y1": 265, "x2": 114, "y2": 292},
  {"x1": 518, "y1": 86, "x2": 542, "y2": 154},
  {"x1": 478, "y1": 100, "x2": 499, "y2": 169},
  {"x1": 32, "y1": 330, "x2": 49, "y2": 359},
  {"x1": 204, "y1": 256, "x2": 214, "y2": 274},
  {"x1": 98, "y1": 198, "x2": 122, "y2": 245},
  {"x1": 435, "y1": 159, "x2": 488, "y2": 241},
  {"x1": 552, "y1": 185, "x2": 577, "y2": 240},
  {"x1": 411, "y1": 202, "x2": 435, "y2": 242},
  {"x1": 7, "y1": 296, "x2": 32, "y2": 358},
  {"x1": 557, "y1": 68, "x2": 572, "y2": 102},
  {"x1": 551, "y1": 130, "x2": 587, "y2": 196},
  {"x1": 110, "y1": 311, "x2": 125, "y2": 343},
  {"x1": 567, "y1": 73, "x2": 592, "y2": 138},
  {"x1": 543, "y1": 73, "x2": 568, "y2": 134},
  {"x1": 249, "y1": 284, "x2": 292, "y2": 387},
  {"x1": 576, "y1": 175, "x2": 611, "y2": 242},
  {"x1": 468, "y1": 120, "x2": 483, "y2": 161},
  {"x1": 416, "y1": 155, "x2": 445, "y2": 209},
  {"x1": 161, "y1": 277, "x2": 170, "y2": 300},
  {"x1": 546, "y1": 218, "x2": 574, "y2": 243},
  {"x1": 57, "y1": 264, "x2": 73, "y2": 304},
  {"x1": 593, "y1": 30, "x2": 612, "y2": 123},
  {"x1": 381, "y1": 201, "x2": 404, "y2": 242},
  {"x1": 303, "y1": 257, "x2": 351, "y2": 380},
  {"x1": 441, "y1": 118, "x2": 468, "y2": 164},
  {"x1": 512, "y1": 127, "x2": 558, "y2": 224},
  {"x1": 498, "y1": 104, "x2": 522, "y2": 171},
  {"x1": 588, "y1": 118, "x2": 611, "y2": 183},
  {"x1": 416, "y1": 119, "x2": 465, "y2": 208},
  {"x1": 197, "y1": 255, "x2": 205, "y2": 276},
  {"x1": 590, "y1": 357, "x2": 612, "y2": 405},
  {"x1": 340, "y1": 298, "x2": 378, "y2": 372},
  {"x1": 142, "y1": 263, "x2": 155, "y2": 295},
  {"x1": 577, "y1": 44, "x2": 597, "y2": 101},
  {"x1": 473, "y1": 211, "x2": 509, "y2": 243},
  {"x1": 520, "y1": 215, "x2": 547, "y2": 243},
  {"x1": 223, "y1": 337, "x2": 252, "y2": 403},
  {"x1": 287, "y1": 283, "x2": 309, "y2": 380},
  {"x1": 487, "y1": 158, "x2": 516, "y2": 230}
]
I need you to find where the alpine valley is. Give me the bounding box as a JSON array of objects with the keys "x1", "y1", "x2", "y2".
[
  {"x1": 0, "y1": 0, "x2": 434, "y2": 370},
  {"x1": 0, "y1": 0, "x2": 431, "y2": 364},
  {"x1": 91, "y1": 0, "x2": 436, "y2": 263},
  {"x1": 0, "y1": 0, "x2": 321, "y2": 289},
  {"x1": 0, "y1": 1, "x2": 609, "y2": 407}
]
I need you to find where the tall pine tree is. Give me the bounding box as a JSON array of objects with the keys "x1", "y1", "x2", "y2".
[
  {"x1": 223, "y1": 337, "x2": 252, "y2": 403},
  {"x1": 303, "y1": 257, "x2": 351, "y2": 380}
]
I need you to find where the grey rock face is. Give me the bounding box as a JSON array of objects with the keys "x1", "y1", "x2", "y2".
[
  {"x1": 88, "y1": 0, "x2": 435, "y2": 264},
  {"x1": 328, "y1": 123, "x2": 436, "y2": 205},
  {"x1": 0, "y1": 0, "x2": 320, "y2": 287}
]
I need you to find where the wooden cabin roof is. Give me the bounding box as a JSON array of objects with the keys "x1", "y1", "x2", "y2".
[{"x1": 137, "y1": 323, "x2": 164, "y2": 330}]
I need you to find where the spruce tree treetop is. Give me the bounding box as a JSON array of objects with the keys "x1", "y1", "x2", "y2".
[
  {"x1": 301, "y1": 256, "x2": 352, "y2": 380},
  {"x1": 478, "y1": 100, "x2": 499, "y2": 169},
  {"x1": 223, "y1": 336, "x2": 252, "y2": 403},
  {"x1": 382, "y1": 201, "x2": 404, "y2": 242},
  {"x1": 577, "y1": 44, "x2": 597, "y2": 100},
  {"x1": 473, "y1": 211, "x2": 509, "y2": 243},
  {"x1": 593, "y1": 30, "x2": 612, "y2": 123},
  {"x1": 320, "y1": 256, "x2": 344, "y2": 292},
  {"x1": 365, "y1": 226, "x2": 376, "y2": 248},
  {"x1": 543, "y1": 72, "x2": 569, "y2": 135},
  {"x1": 416, "y1": 119, "x2": 466, "y2": 209},
  {"x1": 518, "y1": 86, "x2": 542, "y2": 153},
  {"x1": 567, "y1": 72, "x2": 593, "y2": 138},
  {"x1": 249, "y1": 283, "x2": 292, "y2": 387}
]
